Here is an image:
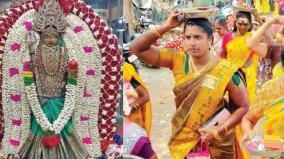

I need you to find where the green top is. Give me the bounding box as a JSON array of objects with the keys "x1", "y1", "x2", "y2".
[
  {"x1": 130, "y1": 77, "x2": 140, "y2": 89},
  {"x1": 31, "y1": 97, "x2": 74, "y2": 137}
]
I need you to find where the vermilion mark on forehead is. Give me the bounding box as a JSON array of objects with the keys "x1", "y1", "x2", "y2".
[
  {"x1": 185, "y1": 26, "x2": 205, "y2": 36},
  {"x1": 237, "y1": 18, "x2": 249, "y2": 24}
]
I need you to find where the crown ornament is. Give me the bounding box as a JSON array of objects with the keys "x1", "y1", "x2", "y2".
[{"x1": 34, "y1": 0, "x2": 67, "y2": 33}]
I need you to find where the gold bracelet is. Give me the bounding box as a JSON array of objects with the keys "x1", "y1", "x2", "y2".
[
  {"x1": 151, "y1": 27, "x2": 162, "y2": 38},
  {"x1": 134, "y1": 104, "x2": 140, "y2": 110}
]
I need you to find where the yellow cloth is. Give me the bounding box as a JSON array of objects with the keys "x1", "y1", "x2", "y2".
[
  {"x1": 264, "y1": 100, "x2": 284, "y2": 139},
  {"x1": 226, "y1": 32, "x2": 260, "y2": 159},
  {"x1": 254, "y1": 0, "x2": 271, "y2": 14},
  {"x1": 251, "y1": 76, "x2": 283, "y2": 118},
  {"x1": 159, "y1": 48, "x2": 186, "y2": 86},
  {"x1": 226, "y1": 32, "x2": 258, "y2": 103},
  {"x1": 272, "y1": 62, "x2": 284, "y2": 79},
  {"x1": 241, "y1": 54, "x2": 259, "y2": 102},
  {"x1": 123, "y1": 62, "x2": 152, "y2": 136},
  {"x1": 159, "y1": 49, "x2": 239, "y2": 159},
  {"x1": 274, "y1": 2, "x2": 280, "y2": 15},
  {"x1": 226, "y1": 33, "x2": 252, "y2": 65},
  {"x1": 249, "y1": 76, "x2": 284, "y2": 158}
]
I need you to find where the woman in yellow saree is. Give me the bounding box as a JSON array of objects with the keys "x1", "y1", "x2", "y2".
[
  {"x1": 242, "y1": 50, "x2": 284, "y2": 158},
  {"x1": 254, "y1": 0, "x2": 271, "y2": 14},
  {"x1": 221, "y1": 10, "x2": 267, "y2": 102},
  {"x1": 123, "y1": 62, "x2": 152, "y2": 136},
  {"x1": 221, "y1": 11, "x2": 284, "y2": 159},
  {"x1": 272, "y1": 62, "x2": 284, "y2": 78},
  {"x1": 272, "y1": 29, "x2": 284, "y2": 79},
  {"x1": 129, "y1": 11, "x2": 250, "y2": 159}
]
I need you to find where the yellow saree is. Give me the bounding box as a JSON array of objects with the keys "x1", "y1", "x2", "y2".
[
  {"x1": 226, "y1": 32, "x2": 258, "y2": 102},
  {"x1": 274, "y1": 1, "x2": 280, "y2": 15},
  {"x1": 254, "y1": 0, "x2": 270, "y2": 14},
  {"x1": 272, "y1": 62, "x2": 284, "y2": 79},
  {"x1": 226, "y1": 32, "x2": 260, "y2": 159},
  {"x1": 249, "y1": 76, "x2": 284, "y2": 158},
  {"x1": 123, "y1": 62, "x2": 152, "y2": 136},
  {"x1": 159, "y1": 49, "x2": 239, "y2": 159}
]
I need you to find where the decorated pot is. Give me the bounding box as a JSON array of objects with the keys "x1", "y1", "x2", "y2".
[{"x1": 193, "y1": 0, "x2": 211, "y2": 8}]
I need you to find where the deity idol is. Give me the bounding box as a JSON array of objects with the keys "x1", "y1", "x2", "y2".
[{"x1": 0, "y1": 0, "x2": 121, "y2": 158}]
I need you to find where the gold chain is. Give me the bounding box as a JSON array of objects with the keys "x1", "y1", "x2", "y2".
[{"x1": 189, "y1": 50, "x2": 213, "y2": 76}]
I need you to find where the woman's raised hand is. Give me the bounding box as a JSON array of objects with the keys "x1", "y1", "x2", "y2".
[
  {"x1": 163, "y1": 10, "x2": 184, "y2": 30},
  {"x1": 268, "y1": 16, "x2": 284, "y2": 25}
]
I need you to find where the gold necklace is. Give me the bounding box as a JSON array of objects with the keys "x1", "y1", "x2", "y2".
[
  {"x1": 39, "y1": 45, "x2": 62, "y2": 77},
  {"x1": 189, "y1": 52, "x2": 213, "y2": 76}
]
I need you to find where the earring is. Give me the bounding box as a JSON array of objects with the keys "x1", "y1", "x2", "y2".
[{"x1": 208, "y1": 45, "x2": 212, "y2": 51}]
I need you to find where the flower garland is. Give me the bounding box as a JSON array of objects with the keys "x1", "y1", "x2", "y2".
[
  {"x1": 63, "y1": 13, "x2": 102, "y2": 157},
  {"x1": 24, "y1": 65, "x2": 77, "y2": 134},
  {"x1": 1, "y1": 8, "x2": 35, "y2": 156},
  {"x1": 1, "y1": 7, "x2": 102, "y2": 157},
  {"x1": 0, "y1": 0, "x2": 120, "y2": 157},
  {"x1": 70, "y1": 1, "x2": 121, "y2": 143}
]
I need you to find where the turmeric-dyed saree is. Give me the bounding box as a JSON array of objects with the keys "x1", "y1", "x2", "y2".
[
  {"x1": 123, "y1": 62, "x2": 152, "y2": 136},
  {"x1": 226, "y1": 32, "x2": 258, "y2": 102},
  {"x1": 159, "y1": 49, "x2": 239, "y2": 159},
  {"x1": 224, "y1": 32, "x2": 260, "y2": 159},
  {"x1": 249, "y1": 76, "x2": 284, "y2": 159}
]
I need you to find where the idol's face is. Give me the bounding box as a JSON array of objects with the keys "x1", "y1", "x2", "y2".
[{"x1": 43, "y1": 34, "x2": 59, "y2": 47}]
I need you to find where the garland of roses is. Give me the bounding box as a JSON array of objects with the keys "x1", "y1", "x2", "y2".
[{"x1": 69, "y1": 0, "x2": 121, "y2": 152}]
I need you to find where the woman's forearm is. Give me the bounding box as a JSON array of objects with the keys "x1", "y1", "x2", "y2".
[
  {"x1": 129, "y1": 86, "x2": 150, "y2": 109},
  {"x1": 218, "y1": 107, "x2": 249, "y2": 135},
  {"x1": 247, "y1": 21, "x2": 271, "y2": 49},
  {"x1": 264, "y1": 25, "x2": 274, "y2": 43},
  {"x1": 129, "y1": 94, "x2": 149, "y2": 108},
  {"x1": 129, "y1": 11, "x2": 183, "y2": 65},
  {"x1": 241, "y1": 115, "x2": 255, "y2": 132},
  {"x1": 129, "y1": 24, "x2": 172, "y2": 55}
]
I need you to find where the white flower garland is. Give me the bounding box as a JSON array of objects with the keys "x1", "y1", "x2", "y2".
[
  {"x1": 64, "y1": 14, "x2": 102, "y2": 157},
  {"x1": 1, "y1": 8, "x2": 35, "y2": 156},
  {"x1": 25, "y1": 83, "x2": 77, "y2": 134},
  {"x1": 1, "y1": 6, "x2": 102, "y2": 158},
  {"x1": 25, "y1": 84, "x2": 52, "y2": 131}
]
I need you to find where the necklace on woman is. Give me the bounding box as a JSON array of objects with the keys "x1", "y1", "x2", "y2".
[{"x1": 189, "y1": 51, "x2": 213, "y2": 76}]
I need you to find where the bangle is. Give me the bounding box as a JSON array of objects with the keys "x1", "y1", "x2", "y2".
[
  {"x1": 134, "y1": 104, "x2": 140, "y2": 110},
  {"x1": 151, "y1": 27, "x2": 162, "y2": 38},
  {"x1": 214, "y1": 129, "x2": 222, "y2": 140}
]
